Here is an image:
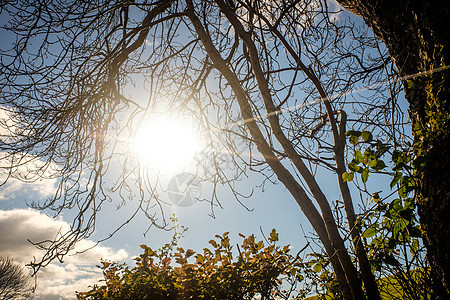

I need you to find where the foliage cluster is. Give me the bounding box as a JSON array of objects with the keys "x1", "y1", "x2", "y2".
[
  {"x1": 343, "y1": 131, "x2": 431, "y2": 299},
  {"x1": 77, "y1": 229, "x2": 313, "y2": 300}
]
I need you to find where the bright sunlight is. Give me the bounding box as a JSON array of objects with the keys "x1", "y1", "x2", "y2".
[{"x1": 131, "y1": 115, "x2": 203, "y2": 173}]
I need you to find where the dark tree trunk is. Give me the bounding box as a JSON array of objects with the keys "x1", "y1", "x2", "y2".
[{"x1": 336, "y1": 1, "x2": 450, "y2": 298}]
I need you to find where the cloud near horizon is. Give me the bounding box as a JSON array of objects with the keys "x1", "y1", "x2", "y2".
[{"x1": 0, "y1": 209, "x2": 128, "y2": 299}]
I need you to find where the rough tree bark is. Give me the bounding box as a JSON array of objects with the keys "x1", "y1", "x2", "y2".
[{"x1": 337, "y1": 0, "x2": 450, "y2": 298}]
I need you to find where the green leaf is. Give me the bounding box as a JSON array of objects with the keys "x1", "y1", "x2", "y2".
[
  {"x1": 361, "y1": 169, "x2": 369, "y2": 183},
  {"x1": 361, "y1": 131, "x2": 373, "y2": 142},
  {"x1": 348, "y1": 161, "x2": 361, "y2": 172},
  {"x1": 355, "y1": 150, "x2": 364, "y2": 163},
  {"x1": 269, "y1": 229, "x2": 279, "y2": 242},
  {"x1": 313, "y1": 263, "x2": 323, "y2": 273},
  {"x1": 393, "y1": 221, "x2": 403, "y2": 238},
  {"x1": 391, "y1": 198, "x2": 403, "y2": 211},
  {"x1": 390, "y1": 172, "x2": 402, "y2": 188},
  {"x1": 398, "y1": 185, "x2": 407, "y2": 198},
  {"x1": 349, "y1": 135, "x2": 359, "y2": 145},
  {"x1": 196, "y1": 254, "x2": 205, "y2": 262},
  {"x1": 363, "y1": 227, "x2": 377, "y2": 238},
  {"x1": 392, "y1": 149, "x2": 401, "y2": 162},
  {"x1": 373, "y1": 160, "x2": 386, "y2": 171},
  {"x1": 410, "y1": 239, "x2": 419, "y2": 254},
  {"x1": 345, "y1": 130, "x2": 361, "y2": 137},
  {"x1": 342, "y1": 172, "x2": 354, "y2": 182}
]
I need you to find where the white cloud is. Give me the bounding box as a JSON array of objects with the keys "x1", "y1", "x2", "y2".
[
  {"x1": 0, "y1": 209, "x2": 128, "y2": 300},
  {"x1": 0, "y1": 165, "x2": 58, "y2": 201},
  {"x1": 0, "y1": 106, "x2": 59, "y2": 201},
  {"x1": 0, "y1": 106, "x2": 22, "y2": 142},
  {"x1": 326, "y1": 0, "x2": 345, "y2": 22}
]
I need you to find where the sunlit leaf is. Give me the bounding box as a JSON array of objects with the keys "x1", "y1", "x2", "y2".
[
  {"x1": 269, "y1": 229, "x2": 279, "y2": 242},
  {"x1": 361, "y1": 131, "x2": 373, "y2": 142},
  {"x1": 361, "y1": 169, "x2": 369, "y2": 183},
  {"x1": 355, "y1": 150, "x2": 364, "y2": 163},
  {"x1": 342, "y1": 172, "x2": 354, "y2": 182},
  {"x1": 363, "y1": 227, "x2": 377, "y2": 238},
  {"x1": 313, "y1": 263, "x2": 322, "y2": 273}
]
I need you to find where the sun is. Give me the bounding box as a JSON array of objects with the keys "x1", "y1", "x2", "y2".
[{"x1": 131, "y1": 115, "x2": 203, "y2": 173}]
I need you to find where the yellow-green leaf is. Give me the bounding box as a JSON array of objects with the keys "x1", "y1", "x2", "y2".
[{"x1": 363, "y1": 227, "x2": 377, "y2": 238}]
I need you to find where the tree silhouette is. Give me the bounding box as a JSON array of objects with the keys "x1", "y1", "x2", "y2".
[
  {"x1": 0, "y1": 256, "x2": 33, "y2": 300},
  {"x1": 0, "y1": 0, "x2": 440, "y2": 298}
]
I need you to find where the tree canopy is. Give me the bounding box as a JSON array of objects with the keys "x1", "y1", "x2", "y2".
[{"x1": 0, "y1": 0, "x2": 447, "y2": 298}]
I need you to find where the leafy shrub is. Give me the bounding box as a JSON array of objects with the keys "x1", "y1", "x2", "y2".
[{"x1": 76, "y1": 228, "x2": 310, "y2": 300}]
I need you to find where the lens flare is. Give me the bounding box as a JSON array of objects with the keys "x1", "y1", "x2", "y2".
[{"x1": 132, "y1": 116, "x2": 202, "y2": 173}]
